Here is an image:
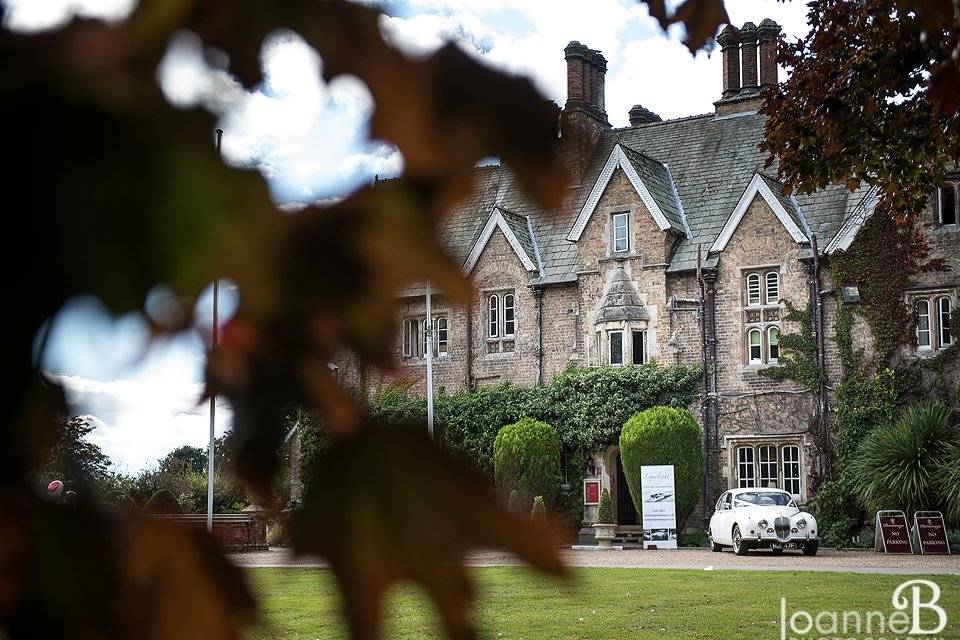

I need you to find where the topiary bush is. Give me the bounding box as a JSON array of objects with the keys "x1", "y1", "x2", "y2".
[
  {"x1": 851, "y1": 402, "x2": 959, "y2": 518},
  {"x1": 596, "y1": 488, "x2": 613, "y2": 525},
  {"x1": 619, "y1": 406, "x2": 703, "y2": 532},
  {"x1": 493, "y1": 418, "x2": 562, "y2": 511}
]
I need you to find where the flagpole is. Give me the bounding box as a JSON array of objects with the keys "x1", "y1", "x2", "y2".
[{"x1": 208, "y1": 129, "x2": 223, "y2": 533}]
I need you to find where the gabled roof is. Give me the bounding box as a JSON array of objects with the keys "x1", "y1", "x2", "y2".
[
  {"x1": 710, "y1": 173, "x2": 810, "y2": 253},
  {"x1": 462, "y1": 206, "x2": 542, "y2": 275},
  {"x1": 567, "y1": 143, "x2": 689, "y2": 241},
  {"x1": 826, "y1": 186, "x2": 878, "y2": 254}
]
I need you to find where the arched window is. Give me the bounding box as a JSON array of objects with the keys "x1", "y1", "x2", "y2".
[
  {"x1": 436, "y1": 317, "x2": 449, "y2": 355},
  {"x1": 767, "y1": 326, "x2": 780, "y2": 363},
  {"x1": 488, "y1": 294, "x2": 499, "y2": 338},
  {"x1": 765, "y1": 271, "x2": 779, "y2": 304},
  {"x1": 916, "y1": 299, "x2": 931, "y2": 349},
  {"x1": 758, "y1": 445, "x2": 778, "y2": 488},
  {"x1": 503, "y1": 293, "x2": 515, "y2": 336},
  {"x1": 938, "y1": 297, "x2": 952, "y2": 347},
  {"x1": 402, "y1": 318, "x2": 417, "y2": 357},
  {"x1": 747, "y1": 328, "x2": 762, "y2": 364},
  {"x1": 746, "y1": 273, "x2": 761, "y2": 306},
  {"x1": 940, "y1": 185, "x2": 957, "y2": 226},
  {"x1": 737, "y1": 446, "x2": 755, "y2": 488},
  {"x1": 782, "y1": 445, "x2": 801, "y2": 496}
]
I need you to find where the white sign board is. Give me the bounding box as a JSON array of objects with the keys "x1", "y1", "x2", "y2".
[{"x1": 640, "y1": 465, "x2": 677, "y2": 549}]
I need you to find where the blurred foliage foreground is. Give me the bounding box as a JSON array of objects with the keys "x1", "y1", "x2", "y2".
[{"x1": 0, "y1": 0, "x2": 778, "y2": 638}]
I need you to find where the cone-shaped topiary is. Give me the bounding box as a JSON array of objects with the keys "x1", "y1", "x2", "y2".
[
  {"x1": 530, "y1": 495, "x2": 546, "y2": 519},
  {"x1": 494, "y1": 417, "x2": 562, "y2": 510},
  {"x1": 596, "y1": 488, "x2": 614, "y2": 525},
  {"x1": 619, "y1": 406, "x2": 703, "y2": 532}
]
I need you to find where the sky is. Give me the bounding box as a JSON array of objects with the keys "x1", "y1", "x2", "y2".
[{"x1": 5, "y1": 0, "x2": 811, "y2": 473}]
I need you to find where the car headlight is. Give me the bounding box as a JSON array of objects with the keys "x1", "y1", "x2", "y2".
[
  {"x1": 757, "y1": 519, "x2": 768, "y2": 529},
  {"x1": 796, "y1": 518, "x2": 807, "y2": 529}
]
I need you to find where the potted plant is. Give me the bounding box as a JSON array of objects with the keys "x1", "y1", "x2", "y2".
[
  {"x1": 530, "y1": 495, "x2": 546, "y2": 519},
  {"x1": 593, "y1": 488, "x2": 616, "y2": 548}
]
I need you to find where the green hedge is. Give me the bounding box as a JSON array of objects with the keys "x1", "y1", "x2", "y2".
[
  {"x1": 619, "y1": 406, "x2": 704, "y2": 532},
  {"x1": 494, "y1": 418, "x2": 562, "y2": 510}
]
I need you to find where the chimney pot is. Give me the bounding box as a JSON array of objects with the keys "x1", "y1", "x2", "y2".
[
  {"x1": 716, "y1": 24, "x2": 741, "y2": 98},
  {"x1": 628, "y1": 104, "x2": 662, "y2": 126},
  {"x1": 563, "y1": 41, "x2": 607, "y2": 121},
  {"x1": 757, "y1": 19, "x2": 781, "y2": 87},
  {"x1": 739, "y1": 22, "x2": 759, "y2": 90}
]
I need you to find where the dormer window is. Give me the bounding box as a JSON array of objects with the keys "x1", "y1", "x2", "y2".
[
  {"x1": 939, "y1": 184, "x2": 957, "y2": 226},
  {"x1": 612, "y1": 212, "x2": 630, "y2": 253}
]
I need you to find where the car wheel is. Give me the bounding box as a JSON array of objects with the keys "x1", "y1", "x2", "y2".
[
  {"x1": 770, "y1": 548, "x2": 784, "y2": 555},
  {"x1": 802, "y1": 541, "x2": 819, "y2": 556},
  {"x1": 709, "y1": 531, "x2": 722, "y2": 552},
  {"x1": 732, "y1": 525, "x2": 750, "y2": 556}
]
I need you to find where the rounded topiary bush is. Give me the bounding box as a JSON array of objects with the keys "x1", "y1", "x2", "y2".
[
  {"x1": 619, "y1": 406, "x2": 703, "y2": 531},
  {"x1": 494, "y1": 418, "x2": 562, "y2": 510}
]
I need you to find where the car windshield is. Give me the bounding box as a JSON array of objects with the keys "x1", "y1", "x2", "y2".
[{"x1": 734, "y1": 491, "x2": 794, "y2": 507}]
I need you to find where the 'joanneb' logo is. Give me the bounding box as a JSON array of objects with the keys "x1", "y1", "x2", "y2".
[
  {"x1": 891, "y1": 579, "x2": 947, "y2": 635},
  {"x1": 780, "y1": 579, "x2": 948, "y2": 639}
]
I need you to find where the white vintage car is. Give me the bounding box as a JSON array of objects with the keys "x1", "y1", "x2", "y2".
[{"x1": 708, "y1": 488, "x2": 818, "y2": 556}]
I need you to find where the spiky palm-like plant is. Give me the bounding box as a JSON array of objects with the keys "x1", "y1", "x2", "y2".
[
  {"x1": 851, "y1": 402, "x2": 957, "y2": 517},
  {"x1": 934, "y1": 441, "x2": 960, "y2": 526}
]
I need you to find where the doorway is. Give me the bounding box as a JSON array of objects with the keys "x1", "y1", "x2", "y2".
[{"x1": 615, "y1": 452, "x2": 638, "y2": 525}]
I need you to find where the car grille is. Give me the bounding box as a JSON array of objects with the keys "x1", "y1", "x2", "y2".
[{"x1": 774, "y1": 517, "x2": 791, "y2": 540}]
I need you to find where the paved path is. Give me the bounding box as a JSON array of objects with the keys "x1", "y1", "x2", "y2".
[{"x1": 232, "y1": 547, "x2": 960, "y2": 574}]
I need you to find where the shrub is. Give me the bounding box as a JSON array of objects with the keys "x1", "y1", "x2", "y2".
[
  {"x1": 530, "y1": 496, "x2": 545, "y2": 519},
  {"x1": 851, "y1": 402, "x2": 958, "y2": 517},
  {"x1": 493, "y1": 418, "x2": 562, "y2": 510},
  {"x1": 935, "y1": 441, "x2": 960, "y2": 525},
  {"x1": 596, "y1": 488, "x2": 613, "y2": 525},
  {"x1": 619, "y1": 406, "x2": 703, "y2": 532},
  {"x1": 506, "y1": 489, "x2": 520, "y2": 512}
]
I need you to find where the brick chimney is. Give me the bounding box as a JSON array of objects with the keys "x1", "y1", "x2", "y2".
[
  {"x1": 758, "y1": 18, "x2": 781, "y2": 86},
  {"x1": 561, "y1": 41, "x2": 611, "y2": 183},
  {"x1": 628, "y1": 105, "x2": 662, "y2": 126},
  {"x1": 714, "y1": 19, "x2": 781, "y2": 116},
  {"x1": 739, "y1": 22, "x2": 759, "y2": 90},
  {"x1": 716, "y1": 25, "x2": 741, "y2": 98}
]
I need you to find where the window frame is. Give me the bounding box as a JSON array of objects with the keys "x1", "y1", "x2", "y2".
[
  {"x1": 503, "y1": 293, "x2": 516, "y2": 337},
  {"x1": 436, "y1": 316, "x2": 449, "y2": 355},
  {"x1": 767, "y1": 326, "x2": 780, "y2": 364},
  {"x1": 611, "y1": 211, "x2": 630, "y2": 253},
  {"x1": 781, "y1": 445, "x2": 802, "y2": 497},
  {"x1": 736, "y1": 446, "x2": 756, "y2": 488},
  {"x1": 402, "y1": 318, "x2": 418, "y2": 358},
  {"x1": 939, "y1": 184, "x2": 957, "y2": 226},
  {"x1": 938, "y1": 296, "x2": 952, "y2": 347},
  {"x1": 608, "y1": 329, "x2": 624, "y2": 366},
  {"x1": 765, "y1": 271, "x2": 779, "y2": 305},
  {"x1": 747, "y1": 328, "x2": 763, "y2": 364},
  {"x1": 631, "y1": 329, "x2": 646, "y2": 365},
  {"x1": 746, "y1": 273, "x2": 762, "y2": 306},
  {"x1": 488, "y1": 294, "x2": 499, "y2": 339},
  {"x1": 916, "y1": 299, "x2": 932, "y2": 350},
  {"x1": 757, "y1": 445, "x2": 778, "y2": 489}
]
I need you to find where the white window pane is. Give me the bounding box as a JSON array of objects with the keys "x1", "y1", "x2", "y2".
[
  {"x1": 917, "y1": 300, "x2": 931, "y2": 348},
  {"x1": 758, "y1": 445, "x2": 778, "y2": 488},
  {"x1": 737, "y1": 447, "x2": 755, "y2": 488},
  {"x1": 768, "y1": 327, "x2": 780, "y2": 363},
  {"x1": 782, "y1": 445, "x2": 801, "y2": 496},
  {"x1": 503, "y1": 294, "x2": 515, "y2": 336},
  {"x1": 765, "y1": 272, "x2": 779, "y2": 304},
  {"x1": 939, "y1": 297, "x2": 952, "y2": 346},
  {"x1": 402, "y1": 319, "x2": 413, "y2": 357},
  {"x1": 748, "y1": 329, "x2": 762, "y2": 363},
  {"x1": 609, "y1": 330, "x2": 623, "y2": 365},
  {"x1": 436, "y1": 317, "x2": 448, "y2": 355},
  {"x1": 613, "y1": 213, "x2": 629, "y2": 252},
  {"x1": 746, "y1": 274, "x2": 761, "y2": 305},
  {"x1": 489, "y1": 295, "x2": 499, "y2": 338}
]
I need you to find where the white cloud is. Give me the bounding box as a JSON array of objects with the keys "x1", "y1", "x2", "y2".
[{"x1": 1, "y1": 0, "x2": 135, "y2": 32}]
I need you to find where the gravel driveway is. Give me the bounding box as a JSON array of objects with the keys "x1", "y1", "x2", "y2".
[{"x1": 232, "y1": 547, "x2": 960, "y2": 574}]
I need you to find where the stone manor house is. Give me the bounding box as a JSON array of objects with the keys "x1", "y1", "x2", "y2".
[{"x1": 331, "y1": 19, "x2": 960, "y2": 535}]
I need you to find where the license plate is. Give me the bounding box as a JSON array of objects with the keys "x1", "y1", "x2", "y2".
[{"x1": 772, "y1": 542, "x2": 798, "y2": 550}]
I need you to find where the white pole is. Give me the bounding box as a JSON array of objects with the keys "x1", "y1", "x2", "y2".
[
  {"x1": 208, "y1": 128, "x2": 223, "y2": 533},
  {"x1": 425, "y1": 283, "x2": 434, "y2": 439}
]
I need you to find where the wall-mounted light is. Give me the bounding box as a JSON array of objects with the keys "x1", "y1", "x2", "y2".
[{"x1": 842, "y1": 286, "x2": 862, "y2": 303}]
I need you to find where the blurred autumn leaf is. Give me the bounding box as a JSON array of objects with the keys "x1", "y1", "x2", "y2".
[
  {"x1": 292, "y1": 425, "x2": 567, "y2": 640},
  {"x1": 1, "y1": 0, "x2": 759, "y2": 638}
]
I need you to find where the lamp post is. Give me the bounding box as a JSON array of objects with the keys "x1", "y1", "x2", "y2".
[
  {"x1": 207, "y1": 128, "x2": 223, "y2": 533},
  {"x1": 425, "y1": 283, "x2": 434, "y2": 439}
]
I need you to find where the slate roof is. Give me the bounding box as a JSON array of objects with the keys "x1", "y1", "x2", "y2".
[
  {"x1": 596, "y1": 268, "x2": 650, "y2": 323},
  {"x1": 433, "y1": 110, "x2": 862, "y2": 284},
  {"x1": 498, "y1": 207, "x2": 540, "y2": 273}
]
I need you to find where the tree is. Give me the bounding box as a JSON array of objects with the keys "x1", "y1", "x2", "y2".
[
  {"x1": 619, "y1": 407, "x2": 704, "y2": 532},
  {"x1": 493, "y1": 418, "x2": 563, "y2": 511},
  {"x1": 159, "y1": 445, "x2": 207, "y2": 475},
  {"x1": 762, "y1": 0, "x2": 960, "y2": 222},
  {"x1": 41, "y1": 416, "x2": 110, "y2": 491}
]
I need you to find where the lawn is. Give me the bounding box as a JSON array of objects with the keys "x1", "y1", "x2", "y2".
[{"x1": 245, "y1": 567, "x2": 960, "y2": 639}]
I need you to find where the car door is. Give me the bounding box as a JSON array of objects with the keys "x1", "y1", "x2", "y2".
[{"x1": 711, "y1": 492, "x2": 732, "y2": 544}]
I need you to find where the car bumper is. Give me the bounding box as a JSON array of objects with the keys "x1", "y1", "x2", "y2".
[{"x1": 750, "y1": 531, "x2": 817, "y2": 547}]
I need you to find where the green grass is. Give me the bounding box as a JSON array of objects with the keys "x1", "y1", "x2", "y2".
[{"x1": 245, "y1": 567, "x2": 960, "y2": 639}]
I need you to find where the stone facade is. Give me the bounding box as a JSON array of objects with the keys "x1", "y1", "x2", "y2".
[{"x1": 326, "y1": 20, "x2": 960, "y2": 537}]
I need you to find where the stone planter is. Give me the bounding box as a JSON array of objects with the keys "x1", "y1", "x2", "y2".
[{"x1": 593, "y1": 523, "x2": 616, "y2": 548}]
